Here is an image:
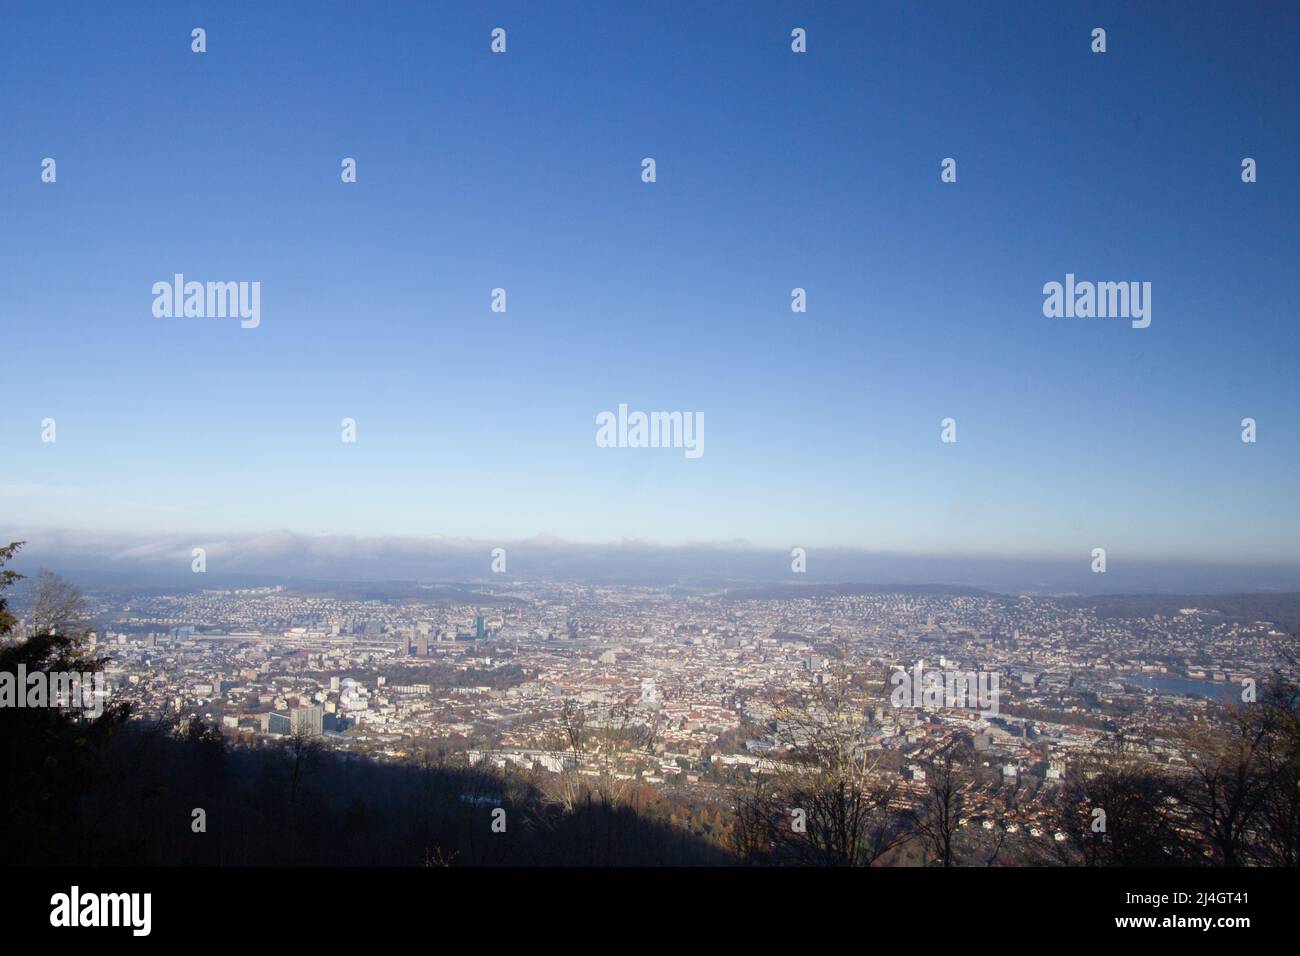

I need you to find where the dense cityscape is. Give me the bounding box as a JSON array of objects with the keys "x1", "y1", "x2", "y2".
[{"x1": 19, "y1": 576, "x2": 1283, "y2": 863}]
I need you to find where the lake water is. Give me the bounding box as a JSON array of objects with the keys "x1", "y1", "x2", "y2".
[{"x1": 1122, "y1": 674, "x2": 1238, "y2": 702}]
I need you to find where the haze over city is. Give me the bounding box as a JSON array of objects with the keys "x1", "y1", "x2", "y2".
[{"x1": 3, "y1": 526, "x2": 1300, "y2": 595}]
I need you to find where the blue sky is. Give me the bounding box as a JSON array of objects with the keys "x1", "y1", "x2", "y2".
[{"x1": 1, "y1": 1, "x2": 1297, "y2": 563}]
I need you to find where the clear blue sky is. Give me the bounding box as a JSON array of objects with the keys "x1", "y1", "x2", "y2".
[{"x1": 1, "y1": 1, "x2": 1297, "y2": 562}]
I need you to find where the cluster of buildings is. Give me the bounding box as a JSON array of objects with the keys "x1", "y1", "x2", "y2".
[{"x1": 75, "y1": 581, "x2": 1286, "y2": 832}]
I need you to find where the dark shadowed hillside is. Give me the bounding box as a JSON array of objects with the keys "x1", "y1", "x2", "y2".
[{"x1": 0, "y1": 712, "x2": 736, "y2": 867}]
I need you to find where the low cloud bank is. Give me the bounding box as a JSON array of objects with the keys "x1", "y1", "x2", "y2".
[{"x1": 2, "y1": 527, "x2": 1298, "y2": 595}]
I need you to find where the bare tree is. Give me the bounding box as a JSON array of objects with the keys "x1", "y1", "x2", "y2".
[
  {"x1": 916, "y1": 739, "x2": 967, "y2": 866},
  {"x1": 26, "y1": 569, "x2": 89, "y2": 639},
  {"x1": 1045, "y1": 735, "x2": 1198, "y2": 866},
  {"x1": 730, "y1": 773, "x2": 775, "y2": 864},
  {"x1": 1, "y1": 562, "x2": 109, "y2": 681},
  {"x1": 1252, "y1": 648, "x2": 1300, "y2": 865},
  {"x1": 1170, "y1": 706, "x2": 1273, "y2": 866},
  {"x1": 738, "y1": 653, "x2": 911, "y2": 866},
  {"x1": 542, "y1": 698, "x2": 590, "y2": 813},
  {"x1": 543, "y1": 694, "x2": 659, "y2": 811},
  {"x1": 590, "y1": 694, "x2": 657, "y2": 807}
]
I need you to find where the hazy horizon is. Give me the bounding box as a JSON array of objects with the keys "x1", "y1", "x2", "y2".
[{"x1": 4, "y1": 525, "x2": 1299, "y2": 596}]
